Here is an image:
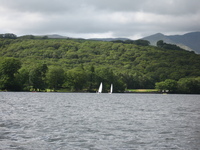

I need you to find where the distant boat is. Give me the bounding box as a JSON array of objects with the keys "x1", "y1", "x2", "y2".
[
  {"x1": 98, "y1": 82, "x2": 103, "y2": 93},
  {"x1": 109, "y1": 84, "x2": 113, "y2": 94}
]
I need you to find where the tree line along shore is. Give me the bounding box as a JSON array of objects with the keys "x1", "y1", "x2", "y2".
[{"x1": 0, "y1": 35, "x2": 200, "y2": 93}]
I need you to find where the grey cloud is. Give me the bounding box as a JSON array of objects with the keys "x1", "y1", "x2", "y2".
[
  {"x1": 0, "y1": 0, "x2": 200, "y2": 39},
  {"x1": 1, "y1": 0, "x2": 83, "y2": 13},
  {"x1": 3, "y1": 0, "x2": 200, "y2": 14},
  {"x1": 142, "y1": 0, "x2": 200, "y2": 15},
  {"x1": 87, "y1": 0, "x2": 200, "y2": 15}
]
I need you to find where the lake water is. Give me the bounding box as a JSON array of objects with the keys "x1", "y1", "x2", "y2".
[{"x1": 0, "y1": 92, "x2": 200, "y2": 150}]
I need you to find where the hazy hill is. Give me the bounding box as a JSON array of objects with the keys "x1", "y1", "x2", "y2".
[
  {"x1": 141, "y1": 33, "x2": 172, "y2": 45},
  {"x1": 168, "y1": 32, "x2": 200, "y2": 53},
  {"x1": 20, "y1": 32, "x2": 200, "y2": 53},
  {"x1": 46, "y1": 34, "x2": 69, "y2": 39},
  {"x1": 141, "y1": 32, "x2": 200, "y2": 53},
  {"x1": 44, "y1": 34, "x2": 131, "y2": 42},
  {"x1": 88, "y1": 38, "x2": 131, "y2": 41}
]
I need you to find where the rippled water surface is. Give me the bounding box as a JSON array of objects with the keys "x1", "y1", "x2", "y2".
[{"x1": 0, "y1": 92, "x2": 200, "y2": 150}]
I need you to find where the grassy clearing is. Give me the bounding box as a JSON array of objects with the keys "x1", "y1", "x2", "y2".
[{"x1": 126, "y1": 89, "x2": 159, "y2": 93}]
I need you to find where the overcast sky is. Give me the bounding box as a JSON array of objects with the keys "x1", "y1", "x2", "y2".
[{"x1": 0, "y1": 0, "x2": 200, "y2": 39}]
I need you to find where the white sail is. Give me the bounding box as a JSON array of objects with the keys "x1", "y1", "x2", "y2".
[
  {"x1": 98, "y1": 82, "x2": 103, "y2": 93},
  {"x1": 110, "y1": 84, "x2": 113, "y2": 94}
]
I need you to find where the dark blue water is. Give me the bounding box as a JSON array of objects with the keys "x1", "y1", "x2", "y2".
[{"x1": 0, "y1": 92, "x2": 200, "y2": 149}]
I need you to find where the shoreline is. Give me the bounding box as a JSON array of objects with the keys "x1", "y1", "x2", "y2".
[{"x1": 1, "y1": 90, "x2": 199, "y2": 94}]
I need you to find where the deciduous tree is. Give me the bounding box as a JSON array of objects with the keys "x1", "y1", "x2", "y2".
[
  {"x1": 0, "y1": 58, "x2": 21, "y2": 90},
  {"x1": 46, "y1": 67, "x2": 65, "y2": 91}
]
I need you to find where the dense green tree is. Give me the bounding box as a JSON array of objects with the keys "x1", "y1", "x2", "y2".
[
  {"x1": 0, "y1": 33, "x2": 17, "y2": 39},
  {"x1": 29, "y1": 64, "x2": 48, "y2": 91},
  {"x1": 85, "y1": 65, "x2": 96, "y2": 92},
  {"x1": 155, "y1": 79, "x2": 177, "y2": 92},
  {"x1": 64, "y1": 68, "x2": 87, "y2": 91},
  {"x1": 133, "y1": 39, "x2": 150, "y2": 46},
  {"x1": 157, "y1": 40, "x2": 184, "y2": 50},
  {"x1": 46, "y1": 67, "x2": 65, "y2": 91},
  {"x1": 19, "y1": 35, "x2": 35, "y2": 39},
  {"x1": 0, "y1": 58, "x2": 21, "y2": 90},
  {"x1": 157, "y1": 40, "x2": 164, "y2": 48},
  {"x1": 112, "y1": 39, "x2": 150, "y2": 46},
  {"x1": 112, "y1": 76, "x2": 126, "y2": 93},
  {"x1": 177, "y1": 78, "x2": 200, "y2": 94},
  {"x1": 16, "y1": 68, "x2": 30, "y2": 91}
]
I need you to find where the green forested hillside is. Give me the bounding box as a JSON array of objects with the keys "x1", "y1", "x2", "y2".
[{"x1": 0, "y1": 37, "x2": 200, "y2": 93}]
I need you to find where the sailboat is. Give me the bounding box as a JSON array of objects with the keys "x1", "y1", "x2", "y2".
[
  {"x1": 109, "y1": 84, "x2": 113, "y2": 94},
  {"x1": 98, "y1": 82, "x2": 103, "y2": 93}
]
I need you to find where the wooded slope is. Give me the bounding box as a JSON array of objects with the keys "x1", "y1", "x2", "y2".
[{"x1": 0, "y1": 38, "x2": 200, "y2": 92}]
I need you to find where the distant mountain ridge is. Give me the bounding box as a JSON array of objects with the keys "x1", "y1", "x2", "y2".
[
  {"x1": 141, "y1": 32, "x2": 200, "y2": 54},
  {"x1": 20, "y1": 31, "x2": 200, "y2": 53},
  {"x1": 88, "y1": 38, "x2": 131, "y2": 41},
  {"x1": 46, "y1": 34, "x2": 69, "y2": 39},
  {"x1": 90, "y1": 32, "x2": 200, "y2": 54}
]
